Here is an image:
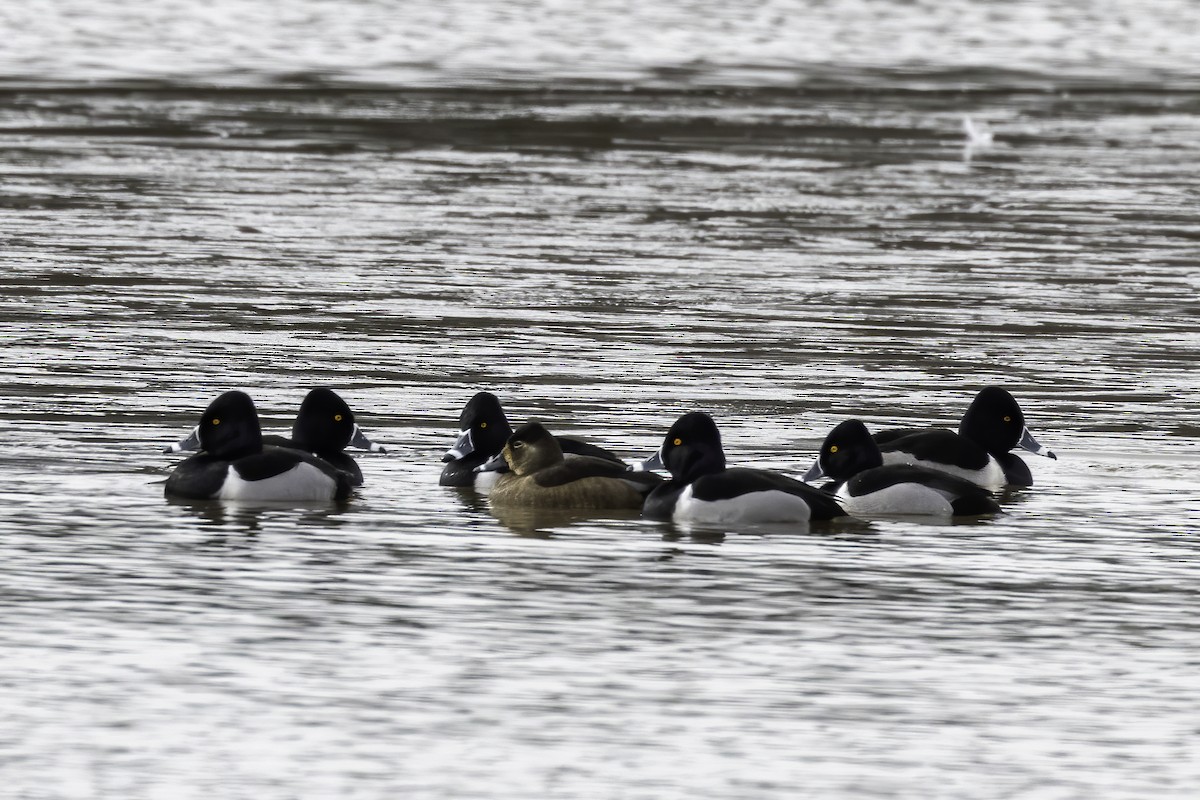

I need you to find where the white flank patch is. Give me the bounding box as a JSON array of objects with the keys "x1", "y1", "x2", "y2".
[
  {"x1": 879, "y1": 451, "x2": 1005, "y2": 490},
  {"x1": 218, "y1": 463, "x2": 337, "y2": 502},
  {"x1": 474, "y1": 469, "x2": 502, "y2": 493},
  {"x1": 673, "y1": 485, "x2": 812, "y2": 524},
  {"x1": 839, "y1": 483, "x2": 954, "y2": 516}
]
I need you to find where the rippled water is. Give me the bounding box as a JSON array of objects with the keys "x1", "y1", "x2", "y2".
[{"x1": 3, "y1": 1, "x2": 1200, "y2": 797}]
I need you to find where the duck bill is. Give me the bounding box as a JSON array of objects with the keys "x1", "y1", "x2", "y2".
[
  {"x1": 474, "y1": 452, "x2": 509, "y2": 473},
  {"x1": 1018, "y1": 427, "x2": 1057, "y2": 460},
  {"x1": 639, "y1": 449, "x2": 665, "y2": 472},
  {"x1": 801, "y1": 459, "x2": 827, "y2": 483},
  {"x1": 163, "y1": 425, "x2": 201, "y2": 454},
  {"x1": 443, "y1": 429, "x2": 473, "y2": 462},
  {"x1": 348, "y1": 424, "x2": 387, "y2": 453}
]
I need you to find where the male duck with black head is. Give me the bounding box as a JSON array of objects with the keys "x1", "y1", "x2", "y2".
[
  {"x1": 440, "y1": 391, "x2": 627, "y2": 489},
  {"x1": 265, "y1": 388, "x2": 385, "y2": 486},
  {"x1": 872, "y1": 386, "x2": 1056, "y2": 489},
  {"x1": 165, "y1": 390, "x2": 353, "y2": 502},
  {"x1": 805, "y1": 419, "x2": 1000, "y2": 516},
  {"x1": 642, "y1": 412, "x2": 845, "y2": 524},
  {"x1": 485, "y1": 422, "x2": 661, "y2": 509},
  {"x1": 166, "y1": 387, "x2": 384, "y2": 486}
]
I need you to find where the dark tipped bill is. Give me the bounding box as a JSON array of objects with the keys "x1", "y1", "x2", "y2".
[
  {"x1": 639, "y1": 449, "x2": 665, "y2": 472},
  {"x1": 474, "y1": 452, "x2": 508, "y2": 473},
  {"x1": 163, "y1": 426, "x2": 201, "y2": 454},
  {"x1": 1018, "y1": 427, "x2": 1057, "y2": 460},
  {"x1": 349, "y1": 424, "x2": 387, "y2": 453},
  {"x1": 801, "y1": 459, "x2": 826, "y2": 483},
  {"x1": 443, "y1": 429, "x2": 473, "y2": 463}
]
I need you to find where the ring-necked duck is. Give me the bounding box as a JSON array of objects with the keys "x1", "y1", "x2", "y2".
[
  {"x1": 804, "y1": 419, "x2": 1001, "y2": 516},
  {"x1": 165, "y1": 388, "x2": 384, "y2": 486},
  {"x1": 485, "y1": 422, "x2": 662, "y2": 509},
  {"x1": 642, "y1": 412, "x2": 845, "y2": 524},
  {"x1": 269, "y1": 388, "x2": 383, "y2": 486},
  {"x1": 872, "y1": 386, "x2": 1056, "y2": 488},
  {"x1": 440, "y1": 391, "x2": 628, "y2": 488},
  {"x1": 165, "y1": 390, "x2": 352, "y2": 502}
]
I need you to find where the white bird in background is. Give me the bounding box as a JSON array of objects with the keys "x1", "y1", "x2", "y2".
[{"x1": 962, "y1": 115, "x2": 994, "y2": 161}]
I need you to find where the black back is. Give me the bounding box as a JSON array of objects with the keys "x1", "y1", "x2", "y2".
[
  {"x1": 263, "y1": 433, "x2": 363, "y2": 485},
  {"x1": 876, "y1": 427, "x2": 990, "y2": 470},
  {"x1": 869, "y1": 427, "x2": 926, "y2": 447}
]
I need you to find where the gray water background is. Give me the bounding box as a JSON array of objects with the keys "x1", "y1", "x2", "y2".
[{"x1": 2, "y1": 1, "x2": 1200, "y2": 797}]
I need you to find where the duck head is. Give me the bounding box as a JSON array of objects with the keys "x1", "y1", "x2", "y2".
[
  {"x1": 292, "y1": 387, "x2": 385, "y2": 455},
  {"x1": 960, "y1": 386, "x2": 1056, "y2": 459},
  {"x1": 445, "y1": 391, "x2": 514, "y2": 462},
  {"x1": 647, "y1": 412, "x2": 727, "y2": 484},
  {"x1": 803, "y1": 419, "x2": 882, "y2": 483},
  {"x1": 197, "y1": 390, "x2": 263, "y2": 459},
  {"x1": 501, "y1": 421, "x2": 565, "y2": 476}
]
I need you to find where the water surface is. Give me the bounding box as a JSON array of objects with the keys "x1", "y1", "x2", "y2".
[{"x1": 2, "y1": 1, "x2": 1200, "y2": 797}]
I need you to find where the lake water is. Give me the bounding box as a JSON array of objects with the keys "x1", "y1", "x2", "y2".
[{"x1": 2, "y1": 1, "x2": 1200, "y2": 797}]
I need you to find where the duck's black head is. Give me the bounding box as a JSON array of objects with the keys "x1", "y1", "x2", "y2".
[
  {"x1": 198, "y1": 390, "x2": 263, "y2": 459},
  {"x1": 291, "y1": 387, "x2": 356, "y2": 455},
  {"x1": 444, "y1": 391, "x2": 514, "y2": 462},
  {"x1": 658, "y1": 412, "x2": 727, "y2": 484},
  {"x1": 812, "y1": 419, "x2": 883, "y2": 482},
  {"x1": 959, "y1": 386, "x2": 1026, "y2": 455}
]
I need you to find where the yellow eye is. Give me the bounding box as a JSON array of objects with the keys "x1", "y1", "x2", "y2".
[
  {"x1": 673, "y1": 438, "x2": 682, "y2": 446},
  {"x1": 829, "y1": 445, "x2": 838, "y2": 453},
  {"x1": 480, "y1": 422, "x2": 488, "y2": 429},
  {"x1": 211, "y1": 418, "x2": 220, "y2": 426},
  {"x1": 1003, "y1": 415, "x2": 1012, "y2": 422},
  {"x1": 334, "y1": 414, "x2": 343, "y2": 422}
]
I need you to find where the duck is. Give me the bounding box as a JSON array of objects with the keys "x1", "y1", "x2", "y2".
[
  {"x1": 165, "y1": 388, "x2": 384, "y2": 486},
  {"x1": 641, "y1": 412, "x2": 845, "y2": 524},
  {"x1": 803, "y1": 419, "x2": 1001, "y2": 516},
  {"x1": 164, "y1": 390, "x2": 353, "y2": 502},
  {"x1": 265, "y1": 388, "x2": 384, "y2": 486},
  {"x1": 440, "y1": 391, "x2": 629, "y2": 488},
  {"x1": 485, "y1": 422, "x2": 662, "y2": 509},
  {"x1": 872, "y1": 386, "x2": 1056, "y2": 488}
]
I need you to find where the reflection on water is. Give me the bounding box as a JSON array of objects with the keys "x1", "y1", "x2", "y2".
[
  {"x1": 487, "y1": 505, "x2": 645, "y2": 538},
  {"x1": 164, "y1": 495, "x2": 355, "y2": 530},
  {"x1": 658, "y1": 515, "x2": 882, "y2": 544},
  {"x1": 3, "y1": 1, "x2": 1200, "y2": 796}
]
